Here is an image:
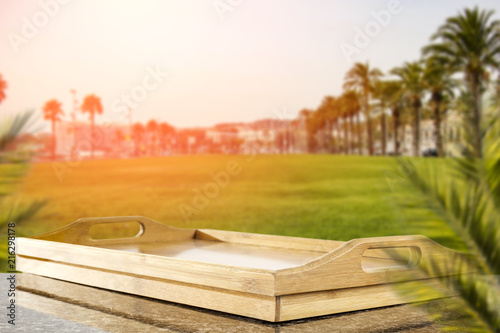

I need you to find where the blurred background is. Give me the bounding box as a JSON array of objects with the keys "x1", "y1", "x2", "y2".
[{"x1": 1, "y1": 1, "x2": 500, "y2": 330}]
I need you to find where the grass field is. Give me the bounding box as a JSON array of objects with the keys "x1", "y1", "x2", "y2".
[{"x1": 10, "y1": 154, "x2": 465, "y2": 251}]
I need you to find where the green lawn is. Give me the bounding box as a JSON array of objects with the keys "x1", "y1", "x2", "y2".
[{"x1": 12, "y1": 154, "x2": 464, "y2": 251}]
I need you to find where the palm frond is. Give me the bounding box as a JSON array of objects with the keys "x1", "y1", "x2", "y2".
[
  {"x1": 393, "y1": 75, "x2": 500, "y2": 328},
  {"x1": 395, "y1": 158, "x2": 500, "y2": 332},
  {"x1": 0, "y1": 110, "x2": 48, "y2": 272},
  {"x1": 0, "y1": 110, "x2": 38, "y2": 151},
  {"x1": 0, "y1": 198, "x2": 47, "y2": 230}
]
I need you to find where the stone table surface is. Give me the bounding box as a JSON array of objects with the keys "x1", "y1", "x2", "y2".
[{"x1": 0, "y1": 273, "x2": 462, "y2": 332}]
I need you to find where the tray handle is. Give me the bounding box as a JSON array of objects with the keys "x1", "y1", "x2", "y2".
[
  {"x1": 286, "y1": 235, "x2": 453, "y2": 275},
  {"x1": 350, "y1": 236, "x2": 425, "y2": 272},
  {"x1": 32, "y1": 216, "x2": 195, "y2": 245},
  {"x1": 343, "y1": 235, "x2": 474, "y2": 277}
]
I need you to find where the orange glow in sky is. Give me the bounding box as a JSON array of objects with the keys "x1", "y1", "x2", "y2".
[{"x1": 1, "y1": 0, "x2": 500, "y2": 130}]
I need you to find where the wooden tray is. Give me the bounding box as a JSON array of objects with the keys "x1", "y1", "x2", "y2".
[
  {"x1": 16, "y1": 216, "x2": 466, "y2": 322},
  {"x1": 18, "y1": 273, "x2": 446, "y2": 332}
]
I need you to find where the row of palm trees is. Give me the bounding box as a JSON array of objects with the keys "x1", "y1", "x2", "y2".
[
  {"x1": 42, "y1": 93, "x2": 179, "y2": 159},
  {"x1": 1, "y1": 71, "x2": 178, "y2": 159},
  {"x1": 6, "y1": 7, "x2": 500, "y2": 160},
  {"x1": 130, "y1": 120, "x2": 175, "y2": 156},
  {"x1": 302, "y1": 7, "x2": 500, "y2": 158},
  {"x1": 42, "y1": 94, "x2": 103, "y2": 159}
]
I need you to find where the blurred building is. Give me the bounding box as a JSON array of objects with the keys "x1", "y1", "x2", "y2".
[{"x1": 52, "y1": 121, "x2": 133, "y2": 159}]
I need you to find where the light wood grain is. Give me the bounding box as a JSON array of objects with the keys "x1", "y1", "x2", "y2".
[
  {"x1": 18, "y1": 273, "x2": 443, "y2": 332},
  {"x1": 18, "y1": 238, "x2": 277, "y2": 296},
  {"x1": 18, "y1": 273, "x2": 276, "y2": 333},
  {"x1": 17, "y1": 256, "x2": 278, "y2": 322},
  {"x1": 274, "y1": 236, "x2": 473, "y2": 295},
  {"x1": 278, "y1": 279, "x2": 452, "y2": 321},
  {"x1": 196, "y1": 229, "x2": 343, "y2": 252},
  {"x1": 16, "y1": 215, "x2": 473, "y2": 322},
  {"x1": 31, "y1": 216, "x2": 196, "y2": 246}
]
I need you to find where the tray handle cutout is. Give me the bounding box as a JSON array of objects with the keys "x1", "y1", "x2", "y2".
[
  {"x1": 89, "y1": 221, "x2": 142, "y2": 240},
  {"x1": 361, "y1": 246, "x2": 422, "y2": 273},
  {"x1": 343, "y1": 236, "x2": 426, "y2": 274},
  {"x1": 32, "y1": 216, "x2": 196, "y2": 245},
  {"x1": 75, "y1": 216, "x2": 149, "y2": 242}
]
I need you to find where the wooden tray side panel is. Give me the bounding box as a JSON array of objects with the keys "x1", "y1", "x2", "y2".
[
  {"x1": 17, "y1": 256, "x2": 278, "y2": 322},
  {"x1": 196, "y1": 229, "x2": 343, "y2": 252},
  {"x1": 18, "y1": 274, "x2": 445, "y2": 331},
  {"x1": 18, "y1": 274, "x2": 278, "y2": 332},
  {"x1": 17, "y1": 238, "x2": 277, "y2": 296},
  {"x1": 277, "y1": 279, "x2": 451, "y2": 322},
  {"x1": 31, "y1": 216, "x2": 196, "y2": 246},
  {"x1": 275, "y1": 236, "x2": 470, "y2": 295}
]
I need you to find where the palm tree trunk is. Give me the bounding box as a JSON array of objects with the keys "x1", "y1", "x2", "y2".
[
  {"x1": 413, "y1": 99, "x2": 421, "y2": 157},
  {"x1": 152, "y1": 133, "x2": 157, "y2": 156},
  {"x1": 367, "y1": 118, "x2": 373, "y2": 155},
  {"x1": 321, "y1": 123, "x2": 329, "y2": 153},
  {"x1": 362, "y1": 88, "x2": 374, "y2": 155},
  {"x1": 349, "y1": 113, "x2": 355, "y2": 154},
  {"x1": 51, "y1": 120, "x2": 56, "y2": 160},
  {"x1": 90, "y1": 112, "x2": 95, "y2": 159},
  {"x1": 333, "y1": 119, "x2": 339, "y2": 153},
  {"x1": 393, "y1": 106, "x2": 400, "y2": 156},
  {"x1": 135, "y1": 137, "x2": 140, "y2": 157},
  {"x1": 356, "y1": 112, "x2": 362, "y2": 155},
  {"x1": 328, "y1": 120, "x2": 333, "y2": 154},
  {"x1": 325, "y1": 124, "x2": 330, "y2": 153},
  {"x1": 338, "y1": 119, "x2": 343, "y2": 154},
  {"x1": 381, "y1": 112, "x2": 387, "y2": 156},
  {"x1": 343, "y1": 117, "x2": 349, "y2": 154},
  {"x1": 470, "y1": 73, "x2": 483, "y2": 158},
  {"x1": 365, "y1": 95, "x2": 373, "y2": 156},
  {"x1": 432, "y1": 93, "x2": 443, "y2": 157}
]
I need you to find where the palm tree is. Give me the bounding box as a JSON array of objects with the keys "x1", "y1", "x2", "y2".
[
  {"x1": 298, "y1": 109, "x2": 314, "y2": 153},
  {"x1": 337, "y1": 94, "x2": 348, "y2": 154},
  {"x1": 132, "y1": 122, "x2": 145, "y2": 157},
  {"x1": 343, "y1": 91, "x2": 360, "y2": 154},
  {"x1": 0, "y1": 74, "x2": 7, "y2": 104},
  {"x1": 300, "y1": 109, "x2": 319, "y2": 153},
  {"x1": 391, "y1": 103, "x2": 402, "y2": 156},
  {"x1": 387, "y1": 81, "x2": 404, "y2": 156},
  {"x1": 391, "y1": 62, "x2": 425, "y2": 156},
  {"x1": 342, "y1": 106, "x2": 350, "y2": 154},
  {"x1": 159, "y1": 122, "x2": 175, "y2": 154},
  {"x1": 423, "y1": 7, "x2": 500, "y2": 158},
  {"x1": 317, "y1": 96, "x2": 339, "y2": 153},
  {"x1": 344, "y1": 62, "x2": 382, "y2": 156},
  {"x1": 373, "y1": 81, "x2": 389, "y2": 156},
  {"x1": 42, "y1": 99, "x2": 64, "y2": 160},
  {"x1": 146, "y1": 119, "x2": 159, "y2": 156},
  {"x1": 114, "y1": 129, "x2": 124, "y2": 153},
  {"x1": 373, "y1": 80, "x2": 405, "y2": 156},
  {"x1": 311, "y1": 107, "x2": 329, "y2": 152},
  {"x1": 339, "y1": 91, "x2": 360, "y2": 154},
  {"x1": 80, "y1": 94, "x2": 103, "y2": 159},
  {"x1": 422, "y1": 56, "x2": 456, "y2": 157}
]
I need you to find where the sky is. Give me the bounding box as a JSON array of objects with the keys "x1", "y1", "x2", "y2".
[{"x1": 1, "y1": 0, "x2": 500, "y2": 131}]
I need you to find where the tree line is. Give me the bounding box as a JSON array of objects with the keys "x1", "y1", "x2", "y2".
[
  {"x1": 301, "y1": 7, "x2": 500, "y2": 158},
  {"x1": 3, "y1": 7, "x2": 499, "y2": 160}
]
